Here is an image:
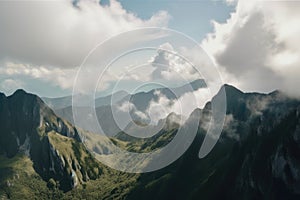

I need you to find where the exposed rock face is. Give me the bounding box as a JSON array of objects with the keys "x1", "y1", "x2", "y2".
[
  {"x1": 127, "y1": 85, "x2": 300, "y2": 200},
  {"x1": 1, "y1": 85, "x2": 300, "y2": 199},
  {"x1": 0, "y1": 90, "x2": 101, "y2": 191}
]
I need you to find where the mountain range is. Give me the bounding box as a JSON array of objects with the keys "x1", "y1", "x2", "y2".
[
  {"x1": 42, "y1": 79, "x2": 206, "y2": 111},
  {"x1": 47, "y1": 79, "x2": 206, "y2": 136},
  {"x1": 1, "y1": 83, "x2": 300, "y2": 199}
]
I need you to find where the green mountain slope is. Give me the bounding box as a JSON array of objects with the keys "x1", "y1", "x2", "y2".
[
  {"x1": 1, "y1": 85, "x2": 300, "y2": 199},
  {"x1": 0, "y1": 90, "x2": 140, "y2": 199},
  {"x1": 0, "y1": 90, "x2": 131, "y2": 192},
  {"x1": 125, "y1": 85, "x2": 300, "y2": 200}
]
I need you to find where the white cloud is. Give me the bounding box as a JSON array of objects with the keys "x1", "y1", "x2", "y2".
[
  {"x1": 0, "y1": 0, "x2": 170, "y2": 68},
  {"x1": 116, "y1": 100, "x2": 150, "y2": 125},
  {"x1": 0, "y1": 62, "x2": 76, "y2": 90},
  {"x1": 146, "y1": 88, "x2": 211, "y2": 124},
  {"x1": 222, "y1": 114, "x2": 240, "y2": 141},
  {"x1": 202, "y1": 0, "x2": 300, "y2": 96},
  {"x1": 134, "y1": 110, "x2": 149, "y2": 121},
  {"x1": 0, "y1": 0, "x2": 170, "y2": 94},
  {"x1": 0, "y1": 79, "x2": 24, "y2": 95},
  {"x1": 103, "y1": 42, "x2": 204, "y2": 91},
  {"x1": 118, "y1": 101, "x2": 135, "y2": 113},
  {"x1": 150, "y1": 43, "x2": 199, "y2": 81},
  {"x1": 114, "y1": 87, "x2": 212, "y2": 125},
  {"x1": 146, "y1": 93, "x2": 172, "y2": 124}
]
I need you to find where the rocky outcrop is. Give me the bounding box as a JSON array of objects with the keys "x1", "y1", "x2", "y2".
[
  {"x1": 127, "y1": 86, "x2": 300, "y2": 200},
  {"x1": 0, "y1": 90, "x2": 100, "y2": 191}
]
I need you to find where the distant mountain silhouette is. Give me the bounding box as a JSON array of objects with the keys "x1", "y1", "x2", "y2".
[
  {"x1": 42, "y1": 90, "x2": 128, "y2": 110},
  {"x1": 52, "y1": 79, "x2": 206, "y2": 135},
  {"x1": 1, "y1": 85, "x2": 300, "y2": 199}
]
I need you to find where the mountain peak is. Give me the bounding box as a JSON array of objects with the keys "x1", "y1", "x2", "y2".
[
  {"x1": 222, "y1": 84, "x2": 244, "y2": 95},
  {"x1": 12, "y1": 89, "x2": 27, "y2": 96},
  {"x1": 189, "y1": 79, "x2": 207, "y2": 89},
  {"x1": 210, "y1": 84, "x2": 244, "y2": 106},
  {"x1": 0, "y1": 88, "x2": 99, "y2": 191},
  {"x1": 7, "y1": 89, "x2": 47, "y2": 109}
]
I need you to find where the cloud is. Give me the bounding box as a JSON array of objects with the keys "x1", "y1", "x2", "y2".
[
  {"x1": 202, "y1": 0, "x2": 300, "y2": 97},
  {"x1": 118, "y1": 101, "x2": 136, "y2": 113},
  {"x1": 222, "y1": 114, "x2": 240, "y2": 141},
  {"x1": 146, "y1": 91, "x2": 173, "y2": 124},
  {"x1": 0, "y1": 62, "x2": 77, "y2": 90},
  {"x1": 0, "y1": 0, "x2": 170, "y2": 94},
  {"x1": 103, "y1": 42, "x2": 205, "y2": 92},
  {"x1": 0, "y1": 0, "x2": 170, "y2": 68},
  {"x1": 146, "y1": 88, "x2": 212, "y2": 124},
  {"x1": 150, "y1": 43, "x2": 199, "y2": 81},
  {"x1": 117, "y1": 101, "x2": 149, "y2": 123},
  {"x1": 114, "y1": 87, "x2": 212, "y2": 125},
  {"x1": 0, "y1": 78, "x2": 24, "y2": 95}
]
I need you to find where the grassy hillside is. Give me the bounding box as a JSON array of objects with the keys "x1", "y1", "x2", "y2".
[
  {"x1": 2, "y1": 86, "x2": 300, "y2": 199},
  {"x1": 0, "y1": 137, "x2": 140, "y2": 200},
  {"x1": 0, "y1": 154, "x2": 63, "y2": 199}
]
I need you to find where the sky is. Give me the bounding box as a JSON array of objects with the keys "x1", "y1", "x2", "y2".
[
  {"x1": 112, "y1": 0, "x2": 234, "y2": 40},
  {"x1": 0, "y1": 0, "x2": 299, "y2": 99}
]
